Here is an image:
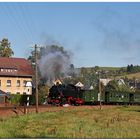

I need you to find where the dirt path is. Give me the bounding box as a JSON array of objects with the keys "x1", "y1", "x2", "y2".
[{"x1": 0, "y1": 105, "x2": 120, "y2": 118}]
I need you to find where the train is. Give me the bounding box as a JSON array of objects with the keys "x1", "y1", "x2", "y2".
[
  {"x1": 47, "y1": 84, "x2": 85, "y2": 106},
  {"x1": 47, "y1": 83, "x2": 140, "y2": 106}
]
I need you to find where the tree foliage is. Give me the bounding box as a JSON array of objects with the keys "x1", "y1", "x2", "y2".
[
  {"x1": 106, "y1": 80, "x2": 132, "y2": 92},
  {"x1": 0, "y1": 38, "x2": 14, "y2": 57},
  {"x1": 127, "y1": 64, "x2": 140, "y2": 73}
]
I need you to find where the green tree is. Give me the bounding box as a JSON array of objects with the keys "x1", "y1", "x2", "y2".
[
  {"x1": 38, "y1": 85, "x2": 49, "y2": 104},
  {"x1": 106, "y1": 80, "x2": 118, "y2": 91},
  {"x1": 106, "y1": 80, "x2": 131, "y2": 92},
  {"x1": 94, "y1": 66, "x2": 99, "y2": 71},
  {"x1": 0, "y1": 38, "x2": 14, "y2": 57}
]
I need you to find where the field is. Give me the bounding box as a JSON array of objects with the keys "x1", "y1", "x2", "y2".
[
  {"x1": 0, "y1": 105, "x2": 140, "y2": 138},
  {"x1": 119, "y1": 72, "x2": 140, "y2": 79},
  {"x1": 100, "y1": 66, "x2": 124, "y2": 71}
]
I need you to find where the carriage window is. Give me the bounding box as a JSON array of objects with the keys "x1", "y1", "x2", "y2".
[
  {"x1": 127, "y1": 94, "x2": 128, "y2": 98},
  {"x1": 112, "y1": 93, "x2": 114, "y2": 98},
  {"x1": 119, "y1": 93, "x2": 121, "y2": 98},
  {"x1": 112, "y1": 93, "x2": 114, "y2": 97},
  {"x1": 135, "y1": 95, "x2": 138, "y2": 99},
  {"x1": 116, "y1": 94, "x2": 118, "y2": 98}
]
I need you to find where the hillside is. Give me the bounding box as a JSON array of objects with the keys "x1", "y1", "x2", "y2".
[
  {"x1": 99, "y1": 67, "x2": 125, "y2": 71},
  {"x1": 76, "y1": 66, "x2": 140, "y2": 80},
  {"x1": 77, "y1": 66, "x2": 125, "y2": 72},
  {"x1": 117, "y1": 72, "x2": 140, "y2": 79}
]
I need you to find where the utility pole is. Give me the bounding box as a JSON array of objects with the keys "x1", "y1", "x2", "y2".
[
  {"x1": 99, "y1": 72, "x2": 102, "y2": 110},
  {"x1": 35, "y1": 44, "x2": 39, "y2": 113}
]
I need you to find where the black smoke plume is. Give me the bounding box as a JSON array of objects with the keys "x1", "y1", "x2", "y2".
[{"x1": 38, "y1": 45, "x2": 72, "y2": 85}]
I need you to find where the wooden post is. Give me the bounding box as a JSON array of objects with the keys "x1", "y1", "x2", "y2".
[
  {"x1": 24, "y1": 103, "x2": 27, "y2": 114},
  {"x1": 35, "y1": 44, "x2": 39, "y2": 113}
]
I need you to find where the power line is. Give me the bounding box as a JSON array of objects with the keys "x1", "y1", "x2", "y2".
[
  {"x1": 16, "y1": 3, "x2": 34, "y2": 41},
  {"x1": 2, "y1": 3, "x2": 31, "y2": 43},
  {"x1": 26, "y1": 4, "x2": 38, "y2": 35},
  {"x1": 13, "y1": 3, "x2": 33, "y2": 42}
]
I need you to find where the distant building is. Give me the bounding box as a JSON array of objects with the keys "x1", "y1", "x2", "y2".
[
  {"x1": 53, "y1": 79, "x2": 62, "y2": 85},
  {"x1": 75, "y1": 82, "x2": 84, "y2": 88},
  {"x1": 129, "y1": 81, "x2": 140, "y2": 90},
  {"x1": 0, "y1": 89, "x2": 10, "y2": 104},
  {"x1": 100, "y1": 79, "x2": 112, "y2": 86},
  {"x1": 117, "y1": 79, "x2": 125, "y2": 85},
  {"x1": 0, "y1": 57, "x2": 33, "y2": 95}
]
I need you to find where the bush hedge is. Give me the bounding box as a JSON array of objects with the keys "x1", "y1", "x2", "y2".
[
  {"x1": 10, "y1": 94, "x2": 36, "y2": 105},
  {"x1": 9, "y1": 93, "x2": 46, "y2": 106}
]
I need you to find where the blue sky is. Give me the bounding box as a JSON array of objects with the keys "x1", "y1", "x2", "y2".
[{"x1": 0, "y1": 2, "x2": 140, "y2": 67}]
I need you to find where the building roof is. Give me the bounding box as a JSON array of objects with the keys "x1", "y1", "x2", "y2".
[
  {"x1": 117, "y1": 79, "x2": 125, "y2": 85},
  {"x1": 75, "y1": 82, "x2": 84, "y2": 87},
  {"x1": 100, "y1": 79, "x2": 112, "y2": 86},
  {"x1": 0, "y1": 89, "x2": 10, "y2": 98},
  {"x1": 0, "y1": 57, "x2": 33, "y2": 77}
]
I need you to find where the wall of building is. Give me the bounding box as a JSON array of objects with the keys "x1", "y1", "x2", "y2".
[{"x1": 0, "y1": 77, "x2": 32, "y2": 95}]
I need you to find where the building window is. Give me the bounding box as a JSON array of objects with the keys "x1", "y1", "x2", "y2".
[
  {"x1": 23, "y1": 80, "x2": 26, "y2": 87},
  {"x1": 17, "y1": 80, "x2": 20, "y2": 87},
  {"x1": 7, "y1": 80, "x2": 11, "y2": 87},
  {"x1": 0, "y1": 80, "x2": 1, "y2": 87},
  {"x1": 16, "y1": 92, "x2": 20, "y2": 94},
  {"x1": 23, "y1": 92, "x2": 26, "y2": 95}
]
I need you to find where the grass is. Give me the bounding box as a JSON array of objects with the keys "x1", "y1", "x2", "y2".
[
  {"x1": 115, "y1": 72, "x2": 140, "y2": 80},
  {"x1": 0, "y1": 105, "x2": 140, "y2": 138},
  {"x1": 100, "y1": 67, "x2": 124, "y2": 71},
  {"x1": 119, "y1": 72, "x2": 140, "y2": 79}
]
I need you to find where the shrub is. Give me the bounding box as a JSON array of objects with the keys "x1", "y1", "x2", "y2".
[
  {"x1": 10, "y1": 94, "x2": 23, "y2": 105},
  {"x1": 29, "y1": 94, "x2": 36, "y2": 105},
  {"x1": 10, "y1": 94, "x2": 35, "y2": 106},
  {"x1": 38, "y1": 85, "x2": 49, "y2": 105}
]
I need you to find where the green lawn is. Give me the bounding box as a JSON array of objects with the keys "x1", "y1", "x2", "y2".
[{"x1": 0, "y1": 105, "x2": 140, "y2": 138}]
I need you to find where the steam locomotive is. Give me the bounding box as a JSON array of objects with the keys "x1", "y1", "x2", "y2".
[{"x1": 47, "y1": 83, "x2": 85, "y2": 106}]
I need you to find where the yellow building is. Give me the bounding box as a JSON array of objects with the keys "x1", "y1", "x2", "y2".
[{"x1": 0, "y1": 57, "x2": 33, "y2": 95}]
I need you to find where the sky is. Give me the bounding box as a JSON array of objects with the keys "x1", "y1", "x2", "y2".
[{"x1": 0, "y1": 2, "x2": 140, "y2": 68}]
